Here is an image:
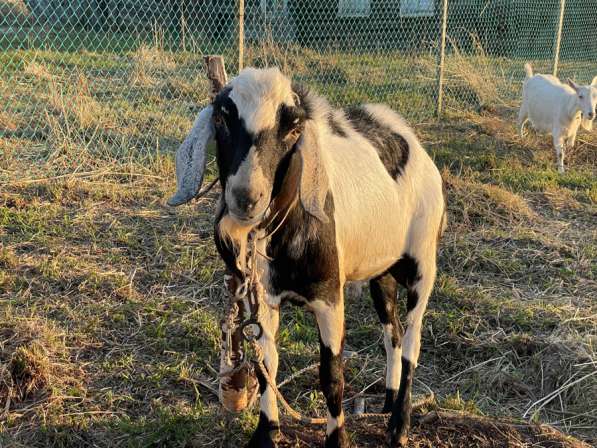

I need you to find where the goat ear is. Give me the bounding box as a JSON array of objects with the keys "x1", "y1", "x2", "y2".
[
  {"x1": 168, "y1": 105, "x2": 215, "y2": 206},
  {"x1": 591, "y1": 75, "x2": 597, "y2": 86},
  {"x1": 296, "y1": 120, "x2": 329, "y2": 223},
  {"x1": 567, "y1": 79, "x2": 580, "y2": 92}
]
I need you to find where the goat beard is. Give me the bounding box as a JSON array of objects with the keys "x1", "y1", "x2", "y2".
[
  {"x1": 581, "y1": 116, "x2": 594, "y2": 131},
  {"x1": 218, "y1": 214, "x2": 255, "y2": 272}
]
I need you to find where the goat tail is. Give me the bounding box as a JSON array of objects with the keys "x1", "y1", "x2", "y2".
[{"x1": 524, "y1": 63, "x2": 533, "y2": 79}]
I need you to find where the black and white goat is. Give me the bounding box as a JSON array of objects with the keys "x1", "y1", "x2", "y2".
[{"x1": 169, "y1": 67, "x2": 446, "y2": 447}]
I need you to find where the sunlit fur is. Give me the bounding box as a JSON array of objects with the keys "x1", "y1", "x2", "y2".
[{"x1": 229, "y1": 67, "x2": 296, "y2": 134}]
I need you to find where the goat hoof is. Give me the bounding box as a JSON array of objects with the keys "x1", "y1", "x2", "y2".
[
  {"x1": 245, "y1": 434, "x2": 278, "y2": 448},
  {"x1": 386, "y1": 430, "x2": 409, "y2": 447},
  {"x1": 325, "y1": 426, "x2": 350, "y2": 448},
  {"x1": 246, "y1": 426, "x2": 280, "y2": 448}
]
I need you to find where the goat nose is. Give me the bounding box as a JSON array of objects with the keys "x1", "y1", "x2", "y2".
[{"x1": 233, "y1": 188, "x2": 262, "y2": 214}]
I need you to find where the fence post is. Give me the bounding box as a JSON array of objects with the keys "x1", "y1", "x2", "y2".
[
  {"x1": 553, "y1": 0, "x2": 566, "y2": 76},
  {"x1": 204, "y1": 56, "x2": 228, "y2": 102},
  {"x1": 436, "y1": 0, "x2": 449, "y2": 117},
  {"x1": 238, "y1": 0, "x2": 245, "y2": 71}
]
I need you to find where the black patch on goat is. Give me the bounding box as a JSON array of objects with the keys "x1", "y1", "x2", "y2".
[
  {"x1": 291, "y1": 82, "x2": 314, "y2": 118},
  {"x1": 370, "y1": 272, "x2": 401, "y2": 348},
  {"x1": 388, "y1": 357, "x2": 414, "y2": 445},
  {"x1": 390, "y1": 254, "x2": 421, "y2": 313},
  {"x1": 345, "y1": 106, "x2": 409, "y2": 178},
  {"x1": 319, "y1": 343, "x2": 344, "y2": 419},
  {"x1": 212, "y1": 87, "x2": 253, "y2": 184},
  {"x1": 267, "y1": 194, "x2": 340, "y2": 301},
  {"x1": 328, "y1": 112, "x2": 347, "y2": 137}
]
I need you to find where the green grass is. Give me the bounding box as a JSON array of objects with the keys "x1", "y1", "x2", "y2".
[{"x1": 1, "y1": 29, "x2": 596, "y2": 447}]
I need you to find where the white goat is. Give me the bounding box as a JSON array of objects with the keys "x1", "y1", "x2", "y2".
[{"x1": 518, "y1": 63, "x2": 597, "y2": 173}]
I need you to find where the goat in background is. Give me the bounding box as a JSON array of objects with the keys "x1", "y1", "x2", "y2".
[{"x1": 518, "y1": 63, "x2": 597, "y2": 173}]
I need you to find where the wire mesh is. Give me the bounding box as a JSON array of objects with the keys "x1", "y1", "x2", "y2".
[{"x1": 1, "y1": 0, "x2": 597, "y2": 149}]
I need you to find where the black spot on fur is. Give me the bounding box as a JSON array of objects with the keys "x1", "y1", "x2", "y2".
[
  {"x1": 328, "y1": 112, "x2": 347, "y2": 137},
  {"x1": 345, "y1": 106, "x2": 409, "y2": 179},
  {"x1": 391, "y1": 254, "x2": 421, "y2": 313},
  {"x1": 292, "y1": 82, "x2": 314, "y2": 119},
  {"x1": 370, "y1": 272, "x2": 401, "y2": 347},
  {"x1": 212, "y1": 87, "x2": 253, "y2": 184},
  {"x1": 406, "y1": 290, "x2": 419, "y2": 314},
  {"x1": 388, "y1": 357, "x2": 414, "y2": 446},
  {"x1": 267, "y1": 194, "x2": 340, "y2": 300},
  {"x1": 319, "y1": 343, "x2": 344, "y2": 419},
  {"x1": 391, "y1": 254, "x2": 420, "y2": 289}
]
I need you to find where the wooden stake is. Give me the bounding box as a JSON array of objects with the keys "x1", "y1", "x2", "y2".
[{"x1": 203, "y1": 55, "x2": 228, "y2": 103}]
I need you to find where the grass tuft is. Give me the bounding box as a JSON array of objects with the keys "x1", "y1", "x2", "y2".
[{"x1": 0, "y1": 312, "x2": 82, "y2": 411}]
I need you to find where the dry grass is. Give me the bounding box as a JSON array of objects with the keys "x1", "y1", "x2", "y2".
[
  {"x1": 130, "y1": 44, "x2": 177, "y2": 86},
  {"x1": 23, "y1": 60, "x2": 54, "y2": 81},
  {"x1": 447, "y1": 35, "x2": 510, "y2": 107},
  {"x1": 281, "y1": 411, "x2": 592, "y2": 447},
  {"x1": 0, "y1": 110, "x2": 19, "y2": 132},
  {"x1": 0, "y1": 310, "x2": 83, "y2": 415},
  {"x1": 443, "y1": 169, "x2": 536, "y2": 227}
]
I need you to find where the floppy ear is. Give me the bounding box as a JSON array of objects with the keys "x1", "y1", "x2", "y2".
[
  {"x1": 567, "y1": 79, "x2": 580, "y2": 92},
  {"x1": 591, "y1": 75, "x2": 597, "y2": 86},
  {"x1": 295, "y1": 120, "x2": 329, "y2": 223},
  {"x1": 168, "y1": 105, "x2": 215, "y2": 206}
]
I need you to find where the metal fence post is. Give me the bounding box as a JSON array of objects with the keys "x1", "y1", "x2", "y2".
[
  {"x1": 238, "y1": 0, "x2": 245, "y2": 71},
  {"x1": 553, "y1": 0, "x2": 566, "y2": 76},
  {"x1": 436, "y1": 0, "x2": 449, "y2": 117}
]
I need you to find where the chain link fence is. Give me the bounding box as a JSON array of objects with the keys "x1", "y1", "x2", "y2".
[{"x1": 1, "y1": 0, "x2": 596, "y2": 148}]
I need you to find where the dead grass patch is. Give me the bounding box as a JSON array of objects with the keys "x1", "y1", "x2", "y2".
[
  {"x1": 281, "y1": 411, "x2": 591, "y2": 447},
  {"x1": 0, "y1": 110, "x2": 19, "y2": 132},
  {"x1": 23, "y1": 60, "x2": 54, "y2": 81},
  {"x1": 0, "y1": 313, "x2": 83, "y2": 414},
  {"x1": 539, "y1": 186, "x2": 583, "y2": 211},
  {"x1": 129, "y1": 45, "x2": 176, "y2": 87},
  {"x1": 444, "y1": 35, "x2": 515, "y2": 110},
  {"x1": 42, "y1": 73, "x2": 119, "y2": 160},
  {"x1": 443, "y1": 168, "x2": 536, "y2": 227}
]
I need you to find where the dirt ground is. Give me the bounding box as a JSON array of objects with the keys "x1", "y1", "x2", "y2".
[{"x1": 280, "y1": 411, "x2": 591, "y2": 448}]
